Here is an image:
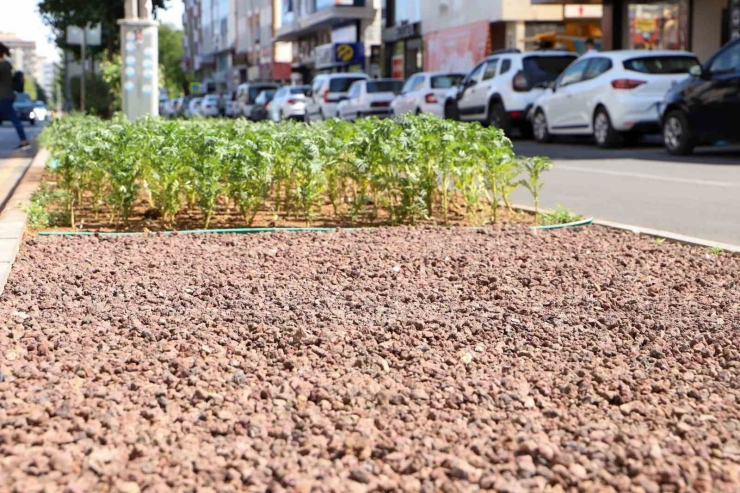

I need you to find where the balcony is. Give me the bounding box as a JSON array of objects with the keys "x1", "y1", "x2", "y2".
[{"x1": 275, "y1": 0, "x2": 376, "y2": 42}]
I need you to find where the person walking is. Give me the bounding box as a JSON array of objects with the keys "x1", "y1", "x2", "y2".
[{"x1": 0, "y1": 42, "x2": 30, "y2": 151}]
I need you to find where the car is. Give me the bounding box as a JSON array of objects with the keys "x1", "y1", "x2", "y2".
[
  {"x1": 447, "y1": 49, "x2": 578, "y2": 136},
  {"x1": 531, "y1": 50, "x2": 700, "y2": 148},
  {"x1": 391, "y1": 72, "x2": 465, "y2": 118},
  {"x1": 32, "y1": 101, "x2": 49, "y2": 122},
  {"x1": 235, "y1": 83, "x2": 279, "y2": 119},
  {"x1": 269, "y1": 85, "x2": 310, "y2": 122},
  {"x1": 661, "y1": 38, "x2": 740, "y2": 155},
  {"x1": 199, "y1": 94, "x2": 223, "y2": 117},
  {"x1": 305, "y1": 73, "x2": 370, "y2": 122},
  {"x1": 12, "y1": 92, "x2": 36, "y2": 125},
  {"x1": 185, "y1": 97, "x2": 203, "y2": 118},
  {"x1": 175, "y1": 96, "x2": 193, "y2": 118},
  {"x1": 250, "y1": 90, "x2": 277, "y2": 122},
  {"x1": 337, "y1": 79, "x2": 404, "y2": 121},
  {"x1": 225, "y1": 92, "x2": 237, "y2": 118}
]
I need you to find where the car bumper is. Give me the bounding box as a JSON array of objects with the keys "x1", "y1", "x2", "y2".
[
  {"x1": 283, "y1": 105, "x2": 306, "y2": 118},
  {"x1": 610, "y1": 95, "x2": 664, "y2": 132},
  {"x1": 419, "y1": 103, "x2": 446, "y2": 118}
]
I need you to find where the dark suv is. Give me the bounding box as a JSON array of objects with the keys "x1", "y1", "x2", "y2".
[{"x1": 661, "y1": 38, "x2": 740, "y2": 155}]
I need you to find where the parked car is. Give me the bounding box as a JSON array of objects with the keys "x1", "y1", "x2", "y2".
[
  {"x1": 391, "y1": 72, "x2": 465, "y2": 118},
  {"x1": 337, "y1": 79, "x2": 404, "y2": 121},
  {"x1": 11, "y1": 92, "x2": 36, "y2": 125},
  {"x1": 199, "y1": 94, "x2": 222, "y2": 117},
  {"x1": 531, "y1": 50, "x2": 700, "y2": 148},
  {"x1": 446, "y1": 49, "x2": 578, "y2": 136},
  {"x1": 305, "y1": 73, "x2": 370, "y2": 122},
  {"x1": 250, "y1": 90, "x2": 277, "y2": 122},
  {"x1": 235, "y1": 83, "x2": 279, "y2": 119},
  {"x1": 32, "y1": 101, "x2": 49, "y2": 122},
  {"x1": 269, "y1": 85, "x2": 310, "y2": 122},
  {"x1": 225, "y1": 92, "x2": 237, "y2": 118},
  {"x1": 186, "y1": 97, "x2": 203, "y2": 118},
  {"x1": 661, "y1": 38, "x2": 740, "y2": 155},
  {"x1": 175, "y1": 96, "x2": 193, "y2": 118}
]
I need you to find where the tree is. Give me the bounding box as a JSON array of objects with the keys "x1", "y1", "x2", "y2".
[
  {"x1": 36, "y1": 84, "x2": 49, "y2": 103},
  {"x1": 38, "y1": 0, "x2": 168, "y2": 61},
  {"x1": 159, "y1": 23, "x2": 188, "y2": 98},
  {"x1": 24, "y1": 78, "x2": 37, "y2": 100}
]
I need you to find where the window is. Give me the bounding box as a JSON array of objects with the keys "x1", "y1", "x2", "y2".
[
  {"x1": 311, "y1": 76, "x2": 326, "y2": 94},
  {"x1": 558, "y1": 59, "x2": 590, "y2": 87},
  {"x1": 367, "y1": 80, "x2": 405, "y2": 94},
  {"x1": 523, "y1": 55, "x2": 578, "y2": 87},
  {"x1": 430, "y1": 74, "x2": 464, "y2": 89},
  {"x1": 402, "y1": 75, "x2": 421, "y2": 94},
  {"x1": 275, "y1": 88, "x2": 286, "y2": 98},
  {"x1": 500, "y1": 59, "x2": 512, "y2": 75},
  {"x1": 349, "y1": 83, "x2": 362, "y2": 99},
  {"x1": 482, "y1": 59, "x2": 498, "y2": 81},
  {"x1": 290, "y1": 86, "x2": 310, "y2": 95},
  {"x1": 583, "y1": 58, "x2": 613, "y2": 80},
  {"x1": 248, "y1": 85, "x2": 278, "y2": 103},
  {"x1": 624, "y1": 56, "x2": 699, "y2": 74},
  {"x1": 329, "y1": 77, "x2": 367, "y2": 92},
  {"x1": 466, "y1": 62, "x2": 486, "y2": 83},
  {"x1": 708, "y1": 44, "x2": 740, "y2": 75}
]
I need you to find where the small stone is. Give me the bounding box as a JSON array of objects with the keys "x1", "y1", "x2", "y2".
[
  {"x1": 570, "y1": 463, "x2": 588, "y2": 480},
  {"x1": 411, "y1": 387, "x2": 429, "y2": 400},
  {"x1": 114, "y1": 480, "x2": 141, "y2": 493},
  {"x1": 50, "y1": 451, "x2": 74, "y2": 474},
  {"x1": 349, "y1": 467, "x2": 372, "y2": 484},
  {"x1": 517, "y1": 455, "x2": 536, "y2": 478}
]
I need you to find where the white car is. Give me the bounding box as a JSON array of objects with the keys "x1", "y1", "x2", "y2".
[
  {"x1": 531, "y1": 50, "x2": 700, "y2": 147},
  {"x1": 199, "y1": 94, "x2": 222, "y2": 117},
  {"x1": 32, "y1": 101, "x2": 49, "y2": 122},
  {"x1": 186, "y1": 97, "x2": 203, "y2": 118},
  {"x1": 337, "y1": 79, "x2": 404, "y2": 121},
  {"x1": 305, "y1": 73, "x2": 370, "y2": 122},
  {"x1": 269, "y1": 85, "x2": 310, "y2": 122},
  {"x1": 447, "y1": 49, "x2": 578, "y2": 136},
  {"x1": 235, "y1": 83, "x2": 279, "y2": 119},
  {"x1": 391, "y1": 72, "x2": 465, "y2": 118}
]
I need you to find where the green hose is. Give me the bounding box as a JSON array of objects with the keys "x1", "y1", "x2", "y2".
[{"x1": 532, "y1": 217, "x2": 594, "y2": 230}]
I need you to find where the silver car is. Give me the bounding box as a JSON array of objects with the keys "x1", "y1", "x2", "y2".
[
  {"x1": 269, "y1": 85, "x2": 311, "y2": 122},
  {"x1": 337, "y1": 79, "x2": 404, "y2": 121},
  {"x1": 391, "y1": 72, "x2": 465, "y2": 118}
]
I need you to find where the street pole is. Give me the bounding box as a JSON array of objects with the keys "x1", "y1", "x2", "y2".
[
  {"x1": 80, "y1": 25, "x2": 87, "y2": 113},
  {"x1": 118, "y1": 0, "x2": 159, "y2": 119}
]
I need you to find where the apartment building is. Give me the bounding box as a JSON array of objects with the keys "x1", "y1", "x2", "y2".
[{"x1": 233, "y1": 0, "x2": 292, "y2": 85}]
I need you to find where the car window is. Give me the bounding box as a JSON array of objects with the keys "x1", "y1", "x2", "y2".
[
  {"x1": 583, "y1": 57, "x2": 613, "y2": 80},
  {"x1": 311, "y1": 77, "x2": 326, "y2": 93},
  {"x1": 349, "y1": 83, "x2": 362, "y2": 98},
  {"x1": 482, "y1": 59, "x2": 498, "y2": 81},
  {"x1": 624, "y1": 56, "x2": 700, "y2": 74},
  {"x1": 467, "y1": 62, "x2": 486, "y2": 83},
  {"x1": 367, "y1": 80, "x2": 404, "y2": 94},
  {"x1": 290, "y1": 86, "x2": 309, "y2": 95},
  {"x1": 329, "y1": 77, "x2": 367, "y2": 93},
  {"x1": 524, "y1": 55, "x2": 579, "y2": 87},
  {"x1": 430, "y1": 74, "x2": 464, "y2": 89},
  {"x1": 401, "y1": 76, "x2": 418, "y2": 94},
  {"x1": 500, "y1": 59, "x2": 512, "y2": 75},
  {"x1": 248, "y1": 85, "x2": 277, "y2": 103},
  {"x1": 275, "y1": 88, "x2": 286, "y2": 98},
  {"x1": 558, "y1": 59, "x2": 590, "y2": 87},
  {"x1": 411, "y1": 76, "x2": 426, "y2": 92},
  {"x1": 708, "y1": 43, "x2": 740, "y2": 75}
]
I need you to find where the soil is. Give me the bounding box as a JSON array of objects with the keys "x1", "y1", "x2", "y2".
[
  {"x1": 39, "y1": 178, "x2": 534, "y2": 232},
  {"x1": 1, "y1": 226, "x2": 739, "y2": 492}
]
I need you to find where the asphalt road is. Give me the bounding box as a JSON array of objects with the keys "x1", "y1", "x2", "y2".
[
  {"x1": 0, "y1": 121, "x2": 46, "y2": 213},
  {"x1": 512, "y1": 137, "x2": 740, "y2": 246}
]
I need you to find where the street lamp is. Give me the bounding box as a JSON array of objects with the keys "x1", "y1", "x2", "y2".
[{"x1": 118, "y1": 0, "x2": 159, "y2": 119}]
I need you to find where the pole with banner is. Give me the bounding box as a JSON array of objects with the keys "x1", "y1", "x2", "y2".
[
  {"x1": 66, "y1": 24, "x2": 101, "y2": 112},
  {"x1": 118, "y1": 0, "x2": 160, "y2": 119}
]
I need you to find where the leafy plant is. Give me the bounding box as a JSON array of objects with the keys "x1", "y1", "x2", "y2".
[
  {"x1": 708, "y1": 246, "x2": 724, "y2": 255},
  {"x1": 541, "y1": 205, "x2": 583, "y2": 226},
  {"x1": 518, "y1": 157, "x2": 553, "y2": 225}
]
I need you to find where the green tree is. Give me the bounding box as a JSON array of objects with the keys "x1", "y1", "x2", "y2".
[
  {"x1": 159, "y1": 23, "x2": 188, "y2": 98},
  {"x1": 24, "y1": 78, "x2": 38, "y2": 100}
]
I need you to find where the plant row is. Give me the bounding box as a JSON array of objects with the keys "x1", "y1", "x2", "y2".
[{"x1": 40, "y1": 114, "x2": 552, "y2": 228}]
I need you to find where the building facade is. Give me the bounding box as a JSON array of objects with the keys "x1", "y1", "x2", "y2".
[
  {"x1": 383, "y1": 0, "x2": 423, "y2": 79},
  {"x1": 534, "y1": 0, "x2": 736, "y2": 62}
]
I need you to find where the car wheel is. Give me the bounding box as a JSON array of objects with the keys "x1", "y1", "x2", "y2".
[
  {"x1": 532, "y1": 110, "x2": 552, "y2": 143},
  {"x1": 663, "y1": 110, "x2": 694, "y2": 156},
  {"x1": 593, "y1": 108, "x2": 621, "y2": 148},
  {"x1": 489, "y1": 102, "x2": 512, "y2": 135},
  {"x1": 444, "y1": 100, "x2": 459, "y2": 121}
]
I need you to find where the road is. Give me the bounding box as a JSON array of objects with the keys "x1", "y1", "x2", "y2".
[
  {"x1": 512, "y1": 137, "x2": 740, "y2": 246},
  {"x1": 0, "y1": 121, "x2": 46, "y2": 213}
]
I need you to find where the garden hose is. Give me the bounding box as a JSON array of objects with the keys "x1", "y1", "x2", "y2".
[{"x1": 532, "y1": 217, "x2": 594, "y2": 230}]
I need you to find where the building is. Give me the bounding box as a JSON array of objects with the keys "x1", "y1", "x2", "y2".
[
  {"x1": 383, "y1": 0, "x2": 423, "y2": 79},
  {"x1": 419, "y1": 1, "x2": 603, "y2": 74},
  {"x1": 534, "y1": 0, "x2": 737, "y2": 62},
  {"x1": 182, "y1": 0, "x2": 203, "y2": 79},
  {"x1": 234, "y1": 0, "x2": 292, "y2": 85},
  {"x1": 0, "y1": 32, "x2": 38, "y2": 82},
  {"x1": 40, "y1": 61, "x2": 57, "y2": 99},
  {"x1": 273, "y1": 0, "x2": 382, "y2": 84}
]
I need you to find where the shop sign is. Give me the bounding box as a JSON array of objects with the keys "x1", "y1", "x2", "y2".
[
  {"x1": 564, "y1": 5, "x2": 603, "y2": 19},
  {"x1": 314, "y1": 43, "x2": 335, "y2": 69},
  {"x1": 334, "y1": 43, "x2": 364, "y2": 66},
  {"x1": 424, "y1": 20, "x2": 491, "y2": 73},
  {"x1": 384, "y1": 22, "x2": 422, "y2": 43}
]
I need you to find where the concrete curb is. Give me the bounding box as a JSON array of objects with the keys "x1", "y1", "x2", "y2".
[
  {"x1": 513, "y1": 203, "x2": 740, "y2": 254},
  {"x1": 0, "y1": 148, "x2": 49, "y2": 296}
]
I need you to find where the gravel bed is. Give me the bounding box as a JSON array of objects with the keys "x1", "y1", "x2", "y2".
[{"x1": 1, "y1": 227, "x2": 739, "y2": 492}]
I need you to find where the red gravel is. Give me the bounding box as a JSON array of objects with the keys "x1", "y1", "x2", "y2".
[{"x1": 1, "y1": 226, "x2": 739, "y2": 492}]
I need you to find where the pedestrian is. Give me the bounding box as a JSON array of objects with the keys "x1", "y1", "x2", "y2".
[
  {"x1": 582, "y1": 38, "x2": 598, "y2": 57},
  {"x1": 0, "y1": 42, "x2": 30, "y2": 150}
]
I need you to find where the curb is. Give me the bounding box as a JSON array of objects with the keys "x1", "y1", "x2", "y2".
[
  {"x1": 513, "y1": 203, "x2": 740, "y2": 254},
  {"x1": 0, "y1": 148, "x2": 49, "y2": 296}
]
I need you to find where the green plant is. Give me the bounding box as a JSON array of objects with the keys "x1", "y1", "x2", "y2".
[
  {"x1": 654, "y1": 238, "x2": 666, "y2": 245},
  {"x1": 541, "y1": 205, "x2": 583, "y2": 226},
  {"x1": 518, "y1": 156, "x2": 553, "y2": 225},
  {"x1": 708, "y1": 246, "x2": 724, "y2": 255}
]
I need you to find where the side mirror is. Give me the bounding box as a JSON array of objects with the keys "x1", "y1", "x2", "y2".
[{"x1": 689, "y1": 65, "x2": 703, "y2": 78}]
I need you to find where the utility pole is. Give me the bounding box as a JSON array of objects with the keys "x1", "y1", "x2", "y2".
[
  {"x1": 80, "y1": 25, "x2": 86, "y2": 113},
  {"x1": 118, "y1": 0, "x2": 160, "y2": 119}
]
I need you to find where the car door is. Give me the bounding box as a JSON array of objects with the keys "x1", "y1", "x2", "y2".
[
  {"x1": 396, "y1": 76, "x2": 418, "y2": 115},
  {"x1": 476, "y1": 58, "x2": 499, "y2": 118},
  {"x1": 692, "y1": 41, "x2": 740, "y2": 141},
  {"x1": 403, "y1": 75, "x2": 424, "y2": 114},
  {"x1": 307, "y1": 76, "x2": 326, "y2": 120},
  {"x1": 546, "y1": 58, "x2": 591, "y2": 131},
  {"x1": 272, "y1": 88, "x2": 286, "y2": 121},
  {"x1": 349, "y1": 83, "x2": 363, "y2": 119},
  {"x1": 457, "y1": 62, "x2": 487, "y2": 121},
  {"x1": 575, "y1": 57, "x2": 613, "y2": 130}
]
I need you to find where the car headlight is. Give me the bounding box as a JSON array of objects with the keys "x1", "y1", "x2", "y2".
[{"x1": 30, "y1": 111, "x2": 35, "y2": 118}]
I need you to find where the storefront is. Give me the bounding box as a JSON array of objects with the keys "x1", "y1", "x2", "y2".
[
  {"x1": 314, "y1": 42, "x2": 366, "y2": 74},
  {"x1": 383, "y1": 22, "x2": 424, "y2": 79}
]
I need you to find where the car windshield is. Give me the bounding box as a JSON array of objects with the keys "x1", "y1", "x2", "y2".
[
  {"x1": 15, "y1": 93, "x2": 31, "y2": 102},
  {"x1": 329, "y1": 77, "x2": 367, "y2": 93},
  {"x1": 289, "y1": 86, "x2": 309, "y2": 95},
  {"x1": 431, "y1": 74, "x2": 464, "y2": 89},
  {"x1": 204, "y1": 95, "x2": 219, "y2": 101},
  {"x1": 248, "y1": 85, "x2": 277, "y2": 103},
  {"x1": 623, "y1": 56, "x2": 700, "y2": 74},
  {"x1": 34, "y1": 101, "x2": 45, "y2": 107},
  {"x1": 258, "y1": 91, "x2": 276, "y2": 102},
  {"x1": 366, "y1": 80, "x2": 404, "y2": 94},
  {"x1": 522, "y1": 56, "x2": 578, "y2": 86}
]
